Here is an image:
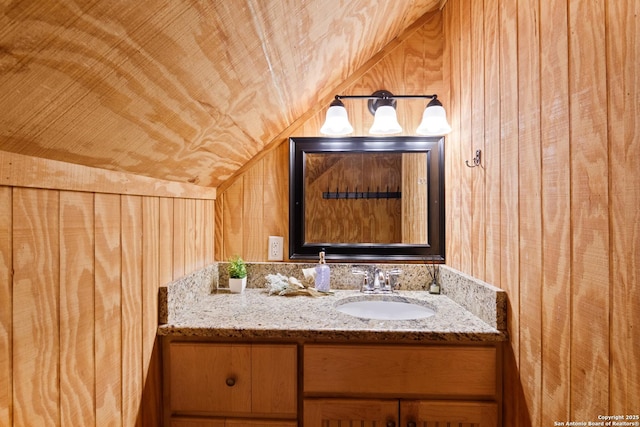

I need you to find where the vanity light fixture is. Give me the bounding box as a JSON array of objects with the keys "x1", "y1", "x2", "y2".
[{"x1": 320, "y1": 90, "x2": 452, "y2": 136}]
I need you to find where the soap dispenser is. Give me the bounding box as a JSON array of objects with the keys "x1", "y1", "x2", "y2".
[{"x1": 315, "y1": 251, "x2": 331, "y2": 292}]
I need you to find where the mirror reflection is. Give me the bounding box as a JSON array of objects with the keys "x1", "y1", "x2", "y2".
[
  {"x1": 289, "y1": 137, "x2": 445, "y2": 261},
  {"x1": 304, "y1": 152, "x2": 429, "y2": 245}
]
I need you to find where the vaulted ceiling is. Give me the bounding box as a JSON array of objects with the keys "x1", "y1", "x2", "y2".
[{"x1": 0, "y1": 0, "x2": 441, "y2": 187}]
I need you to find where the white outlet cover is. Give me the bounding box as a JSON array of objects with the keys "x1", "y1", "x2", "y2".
[{"x1": 268, "y1": 236, "x2": 284, "y2": 261}]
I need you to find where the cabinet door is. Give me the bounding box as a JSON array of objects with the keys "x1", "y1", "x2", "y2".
[
  {"x1": 171, "y1": 419, "x2": 297, "y2": 427},
  {"x1": 226, "y1": 420, "x2": 298, "y2": 427},
  {"x1": 304, "y1": 398, "x2": 398, "y2": 427},
  {"x1": 171, "y1": 419, "x2": 225, "y2": 427},
  {"x1": 169, "y1": 343, "x2": 252, "y2": 414},
  {"x1": 168, "y1": 342, "x2": 298, "y2": 418},
  {"x1": 251, "y1": 345, "x2": 298, "y2": 417},
  {"x1": 401, "y1": 400, "x2": 498, "y2": 427}
]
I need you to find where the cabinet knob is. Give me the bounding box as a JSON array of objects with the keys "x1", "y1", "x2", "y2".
[
  {"x1": 386, "y1": 422, "x2": 395, "y2": 427},
  {"x1": 407, "y1": 422, "x2": 416, "y2": 427},
  {"x1": 225, "y1": 377, "x2": 236, "y2": 387}
]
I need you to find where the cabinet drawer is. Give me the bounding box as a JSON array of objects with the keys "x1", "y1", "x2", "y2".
[
  {"x1": 304, "y1": 344, "x2": 496, "y2": 398},
  {"x1": 169, "y1": 342, "x2": 297, "y2": 417}
]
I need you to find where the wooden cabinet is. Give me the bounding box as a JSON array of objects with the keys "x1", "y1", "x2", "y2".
[
  {"x1": 163, "y1": 341, "x2": 501, "y2": 426},
  {"x1": 303, "y1": 344, "x2": 501, "y2": 427},
  {"x1": 164, "y1": 341, "x2": 297, "y2": 426},
  {"x1": 304, "y1": 399, "x2": 497, "y2": 426}
]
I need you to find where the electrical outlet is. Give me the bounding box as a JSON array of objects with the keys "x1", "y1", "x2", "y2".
[{"x1": 268, "y1": 236, "x2": 284, "y2": 261}]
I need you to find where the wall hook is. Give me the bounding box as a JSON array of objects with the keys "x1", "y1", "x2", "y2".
[{"x1": 465, "y1": 149, "x2": 482, "y2": 168}]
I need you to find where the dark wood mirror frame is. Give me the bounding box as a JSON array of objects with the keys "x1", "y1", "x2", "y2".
[{"x1": 289, "y1": 136, "x2": 445, "y2": 261}]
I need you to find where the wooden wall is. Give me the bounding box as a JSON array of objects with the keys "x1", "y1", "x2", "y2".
[
  {"x1": 216, "y1": 1, "x2": 639, "y2": 425},
  {"x1": 0, "y1": 151, "x2": 215, "y2": 426},
  {"x1": 443, "y1": 0, "x2": 639, "y2": 425},
  {"x1": 215, "y1": 11, "x2": 445, "y2": 261}
]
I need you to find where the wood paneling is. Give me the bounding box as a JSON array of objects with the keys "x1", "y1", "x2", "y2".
[
  {"x1": 221, "y1": 179, "x2": 244, "y2": 260},
  {"x1": 172, "y1": 199, "x2": 186, "y2": 280},
  {"x1": 470, "y1": 0, "x2": 486, "y2": 279},
  {"x1": 184, "y1": 199, "x2": 197, "y2": 274},
  {"x1": 60, "y1": 191, "x2": 95, "y2": 426},
  {"x1": 0, "y1": 187, "x2": 12, "y2": 425},
  {"x1": 483, "y1": 0, "x2": 500, "y2": 287},
  {"x1": 142, "y1": 197, "x2": 161, "y2": 427},
  {"x1": 205, "y1": 200, "x2": 215, "y2": 265},
  {"x1": 243, "y1": 161, "x2": 265, "y2": 261},
  {"x1": 159, "y1": 198, "x2": 175, "y2": 284},
  {"x1": 1, "y1": 158, "x2": 215, "y2": 427},
  {"x1": 12, "y1": 188, "x2": 60, "y2": 426},
  {"x1": 496, "y1": 0, "x2": 521, "y2": 424},
  {"x1": 216, "y1": 1, "x2": 638, "y2": 424},
  {"x1": 122, "y1": 195, "x2": 143, "y2": 427},
  {"x1": 443, "y1": 2, "x2": 462, "y2": 270},
  {"x1": 568, "y1": 0, "x2": 610, "y2": 419},
  {"x1": 607, "y1": 0, "x2": 640, "y2": 413},
  {"x1": 517, "y1": 0, "x2": 542, "y2": 425},
  {"x1": 0, "y1": 0, "x2": 439, "y2": 188},
  {"x1": 443, "y1": 0, "x2": 638, "y2": 424},
  {"x1": 215, "y1": 12, "x2": 445, "y2": 261},
  {"x1": 540, "y1": 0, "x2": 571, "y2": 423},
  {"x1": 94, "y1": 193, "x2": 123, "y2": 426},
  {"x1": 458, "y1": 0, "x2": 473, "y2": 275}
]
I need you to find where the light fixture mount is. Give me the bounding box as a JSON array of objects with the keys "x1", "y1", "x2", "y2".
[{"x1": 367, "y1": 90, "x2": 397, "y2": 115}]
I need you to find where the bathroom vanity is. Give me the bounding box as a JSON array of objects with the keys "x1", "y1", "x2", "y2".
[
  {"x1": 158, "y1": 265, "x2": 507, "y2": 427},
  {"x1": 163, "y1": 339, "x2": 499, "y2": 427}
]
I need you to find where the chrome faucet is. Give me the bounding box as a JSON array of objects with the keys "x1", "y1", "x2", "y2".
[
  {"x1": 374, "y1": 268, "x2": 387, "y2": 292},
  {"x1": 352, "y1": 267, "x2": 402, "y2": 293}
]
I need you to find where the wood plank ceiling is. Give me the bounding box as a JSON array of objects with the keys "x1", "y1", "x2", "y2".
[{"x1": 0, "y1": 0, "x2": 441, "y2": 187}]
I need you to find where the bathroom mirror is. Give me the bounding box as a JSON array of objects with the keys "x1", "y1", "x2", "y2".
[{"x1": 289, "y1": 136, "x2": 445, "y2": 261}]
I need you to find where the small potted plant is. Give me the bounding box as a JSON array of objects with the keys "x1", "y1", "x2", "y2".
[{"x1": 227, "y1": 256, "x2": 247, "y2": 293}]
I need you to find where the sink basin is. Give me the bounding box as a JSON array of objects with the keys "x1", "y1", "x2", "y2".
[{"x1": 335, "y1": 297, "x2": 435, "y2": 320}]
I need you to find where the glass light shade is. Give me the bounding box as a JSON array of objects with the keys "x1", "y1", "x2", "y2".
[
  {"x1": 369, "y1": 105, "x2": 402, "y2": 135},
  {"x1": 320, "y1": 105, "x2": 353, "y2": 135},
  {"x1": 416, "y1": 104, "x2": 452, "y2": 136}
]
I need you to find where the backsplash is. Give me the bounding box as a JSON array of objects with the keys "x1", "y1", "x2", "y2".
[
  {"x1": 220, "y1": 262, "x2": 438, "y2": 291},
  {"x1": 159, "y1": 263, "x2": 217, "y2": 324},
  {"x1": 439, "y1": 267, "x2": 507, "y2": 331},
  {"x1": 161, "y1": 262, "x2": 507, "y2": 331}
]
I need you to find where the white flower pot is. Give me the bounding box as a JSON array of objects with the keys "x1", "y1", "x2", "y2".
[{"x1": 229, "y1": 277, "x2": 247, "y2": 293}]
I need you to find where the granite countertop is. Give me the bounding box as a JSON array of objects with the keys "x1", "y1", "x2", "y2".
[{"x1": 158, "y1": 286, "x2": 507, "y2": 343}]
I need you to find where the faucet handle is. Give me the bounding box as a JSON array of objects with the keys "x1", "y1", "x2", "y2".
[
  {"x1": 387, "y1": 268, "x2": 402, "y2": 276},
  {"x1": 386, "y1": 268, "x2": 402, "y2": 292},
  {"x1": 352, "y1": 268, "x2": 367, "y2": 276},
  {"x1": 352, "y1": 268, "x2": 372, "y2": 292}
]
